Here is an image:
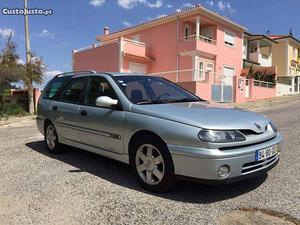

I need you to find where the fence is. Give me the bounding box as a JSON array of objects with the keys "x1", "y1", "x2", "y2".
[{"x1": 149, "y1": 69, "x2": 235, "y2": 102}]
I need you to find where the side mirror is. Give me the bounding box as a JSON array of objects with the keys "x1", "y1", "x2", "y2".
[{"x1": 95, "y1": 96, "x2": 118, "y2": 108}]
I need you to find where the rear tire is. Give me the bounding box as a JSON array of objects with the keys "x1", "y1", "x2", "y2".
[
  {"x1": 44, "y1": 122, "x2": 62, "y2": 154},
  {"x1": 130, "y1": 134, "x2": 175, "y2": 192}
]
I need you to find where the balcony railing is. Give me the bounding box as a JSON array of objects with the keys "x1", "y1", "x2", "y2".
[
  {"x1": 179, "y1": 34, "x2": 217, "y2": 45},
  {"x1": 249, "y1": 52, "x2": 272, "y2": 67},
  {"x1": 122, "y1": 38, "x2": 151, "y2": 59}
]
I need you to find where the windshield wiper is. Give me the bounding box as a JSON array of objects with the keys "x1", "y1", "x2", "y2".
[
  {"x1": 159, "y1": 98, "x2": 203, "y2": 103},
  {"x1": 136, "y1": 100, "x2": 160, "y2": 105}
]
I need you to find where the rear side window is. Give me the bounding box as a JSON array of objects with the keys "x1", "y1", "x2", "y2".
[
  {"x1": 42, "y1": 76, "x2": 70, "y2": 99},
  {"x1": 59, "y1": 77, "x2": 87, "y2": 104}
]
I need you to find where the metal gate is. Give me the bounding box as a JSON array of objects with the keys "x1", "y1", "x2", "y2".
[{"x1": 211, "y1": 73, "x2": 233, "y2": 102}]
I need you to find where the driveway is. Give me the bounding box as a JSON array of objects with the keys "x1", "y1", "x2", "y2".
[{"x1": 0, "y1": 102, "x2": 299, "y2": 225}]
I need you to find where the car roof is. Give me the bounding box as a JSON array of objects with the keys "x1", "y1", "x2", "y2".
[{"x1": 55, "y1": 71, "x2": 151, "y2": 79}]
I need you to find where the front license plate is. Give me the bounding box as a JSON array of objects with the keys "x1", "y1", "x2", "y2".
[{"x1": 255, "y1": 145, "x2": 278, "y2": 161}]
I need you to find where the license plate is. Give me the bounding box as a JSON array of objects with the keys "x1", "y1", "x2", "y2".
[{"x1": 255, "y1": 145, "x2": 278, "y2": 161}]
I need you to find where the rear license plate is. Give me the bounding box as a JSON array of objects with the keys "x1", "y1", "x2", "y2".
[{"x1": 255, "y1": 145, "x2": 278, "y2": 161}]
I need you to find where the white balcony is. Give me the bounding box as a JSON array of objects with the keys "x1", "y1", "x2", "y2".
[{"x1": 249, "y1": 52, "x2": 272, "y2": 67}]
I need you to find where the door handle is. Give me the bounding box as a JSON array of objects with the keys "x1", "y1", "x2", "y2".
[
  {"x1": 52, "y1": 105, "x2": 58, "y2": 111},
  {"x1": 80, "y1": 110, "x2": 87, "y2": 116}
]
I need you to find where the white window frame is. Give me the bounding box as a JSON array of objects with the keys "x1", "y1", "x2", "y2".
[
  {"x1": 224, "y1": 30, "x2": 235, "y2": 48},
  {"x1": 293, "y1": 47, "x2": 297, "y2": 57},
  {"x1": 184, "y1": 24, "x2": 192, "y2": 39},
  {"x1": 206, "y1": 63, "x2": 214, "y2": 72},
  {"x1": 131, "y1": 34, "x2": 140, "y2": 42}
]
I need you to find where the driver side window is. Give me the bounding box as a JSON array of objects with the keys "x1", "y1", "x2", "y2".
[{"x1": 86, "y1": 77, "x2": 117, "y2": 106}]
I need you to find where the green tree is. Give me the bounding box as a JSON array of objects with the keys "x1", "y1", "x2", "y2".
[{"x1": 0, "y1": 34, "x2": 24, "y2": 108}]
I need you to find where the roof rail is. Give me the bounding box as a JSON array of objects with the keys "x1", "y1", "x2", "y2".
[{"x1": 56, "y1": 70, "x2": 97, "y2": 77}]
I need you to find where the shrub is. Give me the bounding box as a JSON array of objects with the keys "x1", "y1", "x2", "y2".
[{"x1": 0, "y1": 99, "x2": 27, "y2": 118}]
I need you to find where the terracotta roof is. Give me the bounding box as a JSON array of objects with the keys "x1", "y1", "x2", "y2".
[
  {"x1": 267, "y1": 34, "x2": 300, "y2": 45},
  {"x1": 244, "y1": 32, "x2": 278, "y2": 44},
  {"x1": 97, "y1": 4, "x2": 246, "y2": 42},
  {"x1": 268, "y1": 35, "x2": 290, "y2": 39}
]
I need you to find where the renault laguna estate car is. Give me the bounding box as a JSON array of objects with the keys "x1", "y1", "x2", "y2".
[{"x1": 37, "y1": 71, "x2": 283, "y2": 192}]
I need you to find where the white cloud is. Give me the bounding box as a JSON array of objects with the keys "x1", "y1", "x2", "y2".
[
  {"x1": 45, "y1": 70, "x2": 63, "y2": 78},
  {"x1": 166, "y1": 4, "x2": 172, "y2": 8},
  {"x1": 176, "y1": 9, "x2": 182, "y2": 13},
  {"x1": 217, "y1": 1, "x2": 226, "y2": 10},
  {"x1": 40, "y1": 70, "x2": 63, "y2": 88},
  {"x1": 89, "y1": 0, "x2": 105, "y2": 7},
  {"x1": 117, "y1": 0, "x2": 162, "y2": 9},
  {"x1": 143, "y1": 14, "x2": 167, "y2": 22},
  {"x1": 182, "y1": 3, "x2": 194, "y2": 8},
  {"x1": 17, "y1": 58, "x2": 25, "y2": 65},
  {"x1": 0, "y1": 28, "x2": 15, "y2": 38},
  {"x1": 52, "y1": 41, "x2": 70, "y2": 48},
  {"x1": 217, "y1": 1, "x2": 235, "y2": 13},
  {"x1": 122, "y1": 20, "x2": 133, "y2": 27},
  {"x1": 205, "y1": 0, "x2": 214, "y2": 6},
  {"x1": 37, "y1": 29, "x2": 55, "y2": 39}
]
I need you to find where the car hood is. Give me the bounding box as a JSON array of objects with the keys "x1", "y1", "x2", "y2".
[{"x1": 131, "y1": 102, "x2": 270, "y2": 133}]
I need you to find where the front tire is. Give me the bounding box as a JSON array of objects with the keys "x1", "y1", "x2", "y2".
[
  {"x1": 44, "y1": 122, "x2": 62, "y2": 154},
  {"x1": 130, "y1": 135, "x2": 175, "y2": 192}
]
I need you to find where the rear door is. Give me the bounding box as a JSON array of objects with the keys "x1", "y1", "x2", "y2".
[
  {"x1": 78, "y1": 76, "x2": 124, "y2": 154},
  {"x1": 52, "y1": 77, "x2": 88, "y2": 142}
]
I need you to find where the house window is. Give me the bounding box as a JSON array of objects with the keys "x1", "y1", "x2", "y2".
[
  {"x1": 131, "y1": 34, "x2": 140, "y2": 42},
  {"x1": 184, "y1": 25, "x2": 191, "y2": 39},
  {"x1": 224, "y1": 31, "x2": 235, "y2": 47},
  {"x1": 293, "y1": 47, "x2": 297, "y2": 57},
  {"x1": 206, "y1": 63, "x2": 214, "y2": 73},
  {"x1": 198, "y1": 61, "x2": 204, "y2": 79}
]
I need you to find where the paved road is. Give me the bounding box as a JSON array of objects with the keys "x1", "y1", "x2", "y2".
[{"x1": 0, "y1": 103, "x2": 299, "y2": 225}]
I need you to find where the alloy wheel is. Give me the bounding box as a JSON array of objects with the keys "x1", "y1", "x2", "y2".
[{"x1": 135, "y1": 144, "x2": 165, "y2": 185}]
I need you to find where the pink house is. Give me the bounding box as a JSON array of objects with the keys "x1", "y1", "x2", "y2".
[{"x1": 73, "y1": 5, "x2": 276, "y2": 103}]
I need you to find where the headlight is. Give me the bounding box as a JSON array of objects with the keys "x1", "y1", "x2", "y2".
[
  {"x1": 269, "y1": 121, "x2": 278, "y2": 133},
  {"x1": 198, "y1": 129, "x2": 246, "y2": 143}
]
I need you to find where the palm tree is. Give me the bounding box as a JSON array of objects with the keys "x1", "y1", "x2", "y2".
[{"x1": 23, "y1": 53, "x2": 46, "y2": 113}]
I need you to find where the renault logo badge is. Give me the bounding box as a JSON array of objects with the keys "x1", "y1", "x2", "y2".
[{"x1": 254, "y1": 123, "x2": 262, "y2": 131}]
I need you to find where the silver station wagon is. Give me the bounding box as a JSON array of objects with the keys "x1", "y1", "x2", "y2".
[{"x1": 37, "y1": 71, "x2": 283, "y2": 192}]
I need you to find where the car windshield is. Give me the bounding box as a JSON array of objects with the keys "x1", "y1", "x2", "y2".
[{"x1": 114, "y1": 76, "x2": 204, "y2": 105}]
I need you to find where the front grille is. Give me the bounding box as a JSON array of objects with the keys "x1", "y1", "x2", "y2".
[
  {"x1": 219, "y1": 136, "x2": 276, "y2": 150},
  {"x1": 241, "y1": 154, "x2": 278, "y2": 174}
]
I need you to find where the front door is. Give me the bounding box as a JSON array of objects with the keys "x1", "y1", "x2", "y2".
[
  {"x1": 223, "y1": 66, "x2": 234, "y2": 86},
  {"x1": 78, "y1": 76, "x2": 124, "y2": 154},
  {"x1": 53, "y1": 77, "x2": 88, "y2": 142},
  {"x1": 129, "y1": 62, "x2": 146, "y2": 74}
]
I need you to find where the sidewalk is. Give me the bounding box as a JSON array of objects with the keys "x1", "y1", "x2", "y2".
[
  {"x1": 0, "y1": 115, "x2": 36, "y2": 126},
  {"x1": 230, "y1": 94, "x2": 300, "y2": 112}
]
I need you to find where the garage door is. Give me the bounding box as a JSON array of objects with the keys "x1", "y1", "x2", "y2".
[{"x1": 129, "y1": 62, "x2": 146, "y2": 74}]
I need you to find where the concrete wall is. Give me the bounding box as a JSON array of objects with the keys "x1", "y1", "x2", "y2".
[
  {"x1": 73, "y1": 42, "x2": 119, "y2": 72},
  {"x1": 272, "y1": 40, "x2": 288, "y2": 75}
]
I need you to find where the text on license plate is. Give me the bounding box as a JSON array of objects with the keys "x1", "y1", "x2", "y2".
[{"x1": 255, "y1": 145, "x2": 278, "y2": 161}]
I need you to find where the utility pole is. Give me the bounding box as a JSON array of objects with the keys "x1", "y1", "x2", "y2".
[{"x1": 24, "y1": 0, "x2": 34, "y2": 113}]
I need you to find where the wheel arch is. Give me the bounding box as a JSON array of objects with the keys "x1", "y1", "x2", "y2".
[
  {"x1": 128, "y1": 129, "x2": 168, "y2": 156},
  {"x1": 44, "y1": 118, "x2": 53, "y2": 131}
]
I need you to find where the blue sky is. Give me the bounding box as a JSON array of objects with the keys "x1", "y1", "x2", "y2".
[{"x1": 0, "y1": 0, "x2": 299, "y2": 87}]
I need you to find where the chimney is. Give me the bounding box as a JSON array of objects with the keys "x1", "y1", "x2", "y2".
[{"x1": 104, "y1": 26, "x2": 109, "y2": 35}]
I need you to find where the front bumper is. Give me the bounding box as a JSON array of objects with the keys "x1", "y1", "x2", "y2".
[{"x1": 168, "y1": 133, "x2": 283, "y2": 182}]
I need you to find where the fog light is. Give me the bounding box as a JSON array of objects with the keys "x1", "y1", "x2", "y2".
[{"x1": 217, "y1": 165, "x2": 230, "y2": 178}]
